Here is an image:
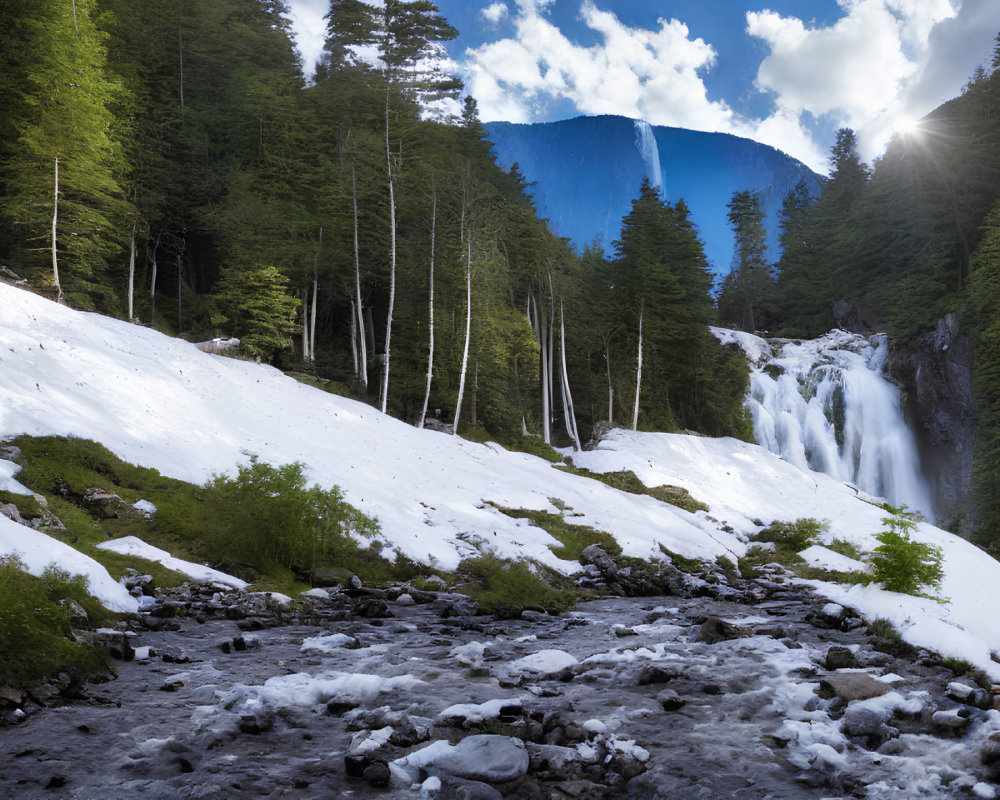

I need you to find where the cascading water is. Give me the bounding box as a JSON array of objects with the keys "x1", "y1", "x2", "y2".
[
  {"x1": 714, "y1": 328, "x2": 935, "y2": 521},
  {"x1": 633, "y1": 119, "x2": 662, "y2": 190}
]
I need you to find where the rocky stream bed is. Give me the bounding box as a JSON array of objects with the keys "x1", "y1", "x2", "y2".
[{"x1": 3, "y1": 559, "x2": 1000, "y2": 800}]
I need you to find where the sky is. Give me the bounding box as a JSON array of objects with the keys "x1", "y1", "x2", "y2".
[{"x1": 286, "y1": 0, "x2": 1000, "y2": 174}]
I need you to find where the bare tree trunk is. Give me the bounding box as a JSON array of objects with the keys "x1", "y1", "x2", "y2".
[
  {"x1": 127, "y1": 220, "x2": 136, "y2": 320},
  {"x1": 310, "y1": 228, "x2": 320, "y2": 363},
  {"x1": 72, "y1": 0, "x2": 78, "y2": 33},
  {"x1": 381, "y1": 85, "x2": 397, "y2": 414},
  {"x1": 150, "y1": 230, "x2": 160, "y2": 323},
  {"x1": 560, "y1": 299, "x2": 582, "y2": 450},
  {"x1": 632, "y1": 298, "x2": 644, "y2": 431},
  {"x1": 352, "y1": 166, "x2": 368, "y2": 389},
  {"x1": 602, "y1": 332, "x2": 613, "y2": 425},
  {"x1": 535, "y1": 291, "x2": 551, "y2": 444},
  {"x1": 350, "y1": 298, "x2": 359, "y2": 377},
  {"x1": 419, "y1": 179, "x2": 437, "y2": 429},
  {"x1": 52, "y1": 157, "x2": 63, "y2": 304},
  {"x1": 301, "y1": 287, "x2": 310, "y2": 361},
  {"x1": 178, "y1": 22, "x2": 185, "y2": 121},
  {"x1": 453, "y1": 235, "x2": 472, "y2": 434}
]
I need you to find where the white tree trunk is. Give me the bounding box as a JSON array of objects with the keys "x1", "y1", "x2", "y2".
[
  {"x1": 560, "y1": 299, "x2": 582, "y2": 450},
  {"x1": 603, "y1": 334, "x2": 614, "y2": 425},
  {"x1": 301, "y1": 287, "x2": 310, "y2": 361},
  {"x1": 352, "y1": 165, "x2": 368, "y2": 389},
  {"x1": 632, "y1": 299, "x2": 644, "y2": 431},
  {"x1": 309, "y1": 227, "x2": 321, "y2": 363},
  {"x1": 350, "y1": 298, "x2": 359, "y2": 376},
  {"x1": 150, "y1": 230, "x2": 160, "y2": 323},
  {"x1": 453, "y1": 235, "x2": 473, "y2": 434},
  {"x1": 380, "y1": 85, "x2": 396, "y2": 414},
  {"x1": 52, "y1": 157, "x2": 62, "y2": 304},
  {"x1": 419, "y1": 179, "x2": 436, "y2": 429},
  {"x1": 127, "y1": 220, "x2": 136, "y2": 320}
]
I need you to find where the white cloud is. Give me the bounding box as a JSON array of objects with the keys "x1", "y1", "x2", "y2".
[
  {"x1": 284, "y1": 0, "x2": 330, "y2": 79},
  {"x1": 464, "y1": 1, "x2": 739, "y2": 138},
  {"x1": 481, "y1": 3, "x2": 509, "y2": 24},
  {"x1": 456, "y1": 0, "x2": 1000, "y2": 174}
]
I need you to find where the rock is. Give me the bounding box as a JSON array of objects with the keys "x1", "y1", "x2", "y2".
[
  {"x1": 437, "y1": 777, "x2": 503, "y2": 800},
  {"x1": 697, "y1": 617, "x2": 749, "y2": 644},
  {"x1": 824, "y1": 646, "x2": 858, "y2": 670},
  {"x1": 396, "y1": 592, "x2": 416, "y2": 606},
  {"x1": 841, "y1": 706, "x2": 899, "y2": 747},
  {"x1": 353, "y1": 597, "x2": 393, "y2": 618},
  {"x1": 636, "y1": 665, "x2": 679, "y2": 685},
  {"x1": 362, "y1": 759, "x2": 391, "y2": 787},
  {"x1": 436, "y1": 595, "x2": 480, "y2": 618},
  {"x1": 60, "y1": 598, "x2": 89, "y2": 628},
  {"x1": 931, "y1": 708, "x2": 971, "y2": 733},
  {"x1": 81, "y1": 487, "x2": 137, "y2": 519},
  {"x1": 580, "y1": 545, "x2": 618, "y2": 580},
  {"x1": 310, "y1": 567, "x2": 356, "y2": 588},
  {"x1": 656, "y1": 689, "x2": 685, "y2": 712},
  {"x1": 819, "y1": 673, "x2": 891, "y2": 702}
]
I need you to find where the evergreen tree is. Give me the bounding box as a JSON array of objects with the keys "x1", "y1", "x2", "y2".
[{"x1": 719, "y1": 190, "x2": 772, "y2": 332}]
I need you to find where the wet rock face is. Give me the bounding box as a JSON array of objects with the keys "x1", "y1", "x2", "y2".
[
  {"x1": 3, "y1": 570, "x2": 1000, "y2": 799},
  {"x1": 892, "y1": 313, "x2": 975, "y2": 530}
]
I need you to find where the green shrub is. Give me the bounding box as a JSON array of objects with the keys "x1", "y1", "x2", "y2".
[
  {"x1": 456, "y1": 555, "x2": 575, "y2": 618},
  {"x1": 0, "y1": 556, "x2": 109, "y2": 687},
  {"x1": 828, "y1": 538, "x2": 865, "y2": 560},
  {"x1": 867, "y1": 617, "x2": 901, "y2": 640},
  {"x1": 870, "y1": 516, "x2": 944, "y2": 596},
  {"x1": 755, "y1": 518, "x2": 826, "y2": 551},
  {"x1": 193, "y1": 457, "x2": 379, "y2": 573}
]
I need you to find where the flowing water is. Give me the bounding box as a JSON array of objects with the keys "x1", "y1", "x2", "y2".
[
  {"x1": 632, "y1": 120, "x2": 662, "y2": 190},
  {"x1": 716, "y1": 328, "x2": 934, "y2": 521}
]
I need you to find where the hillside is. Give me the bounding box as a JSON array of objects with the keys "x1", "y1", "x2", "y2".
[{"x1": 2, "y1": 281, "x2": 1000, "y2": 676}]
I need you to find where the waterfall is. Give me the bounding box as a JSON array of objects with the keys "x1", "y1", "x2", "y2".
[
  {"x1": 714, "y1": 328, "x2": 935, "y2": 521},
  {"x1": 633, "y1": 120, "x2": 662, "y2": 190}
]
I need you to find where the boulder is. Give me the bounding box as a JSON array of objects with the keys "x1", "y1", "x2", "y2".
[{"x1": 81, "y1": 488, "x2": 137, "y2": 519}]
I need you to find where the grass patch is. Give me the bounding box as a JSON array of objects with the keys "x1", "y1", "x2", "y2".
[
  {"x1": 493, "y1": 506, "x2": 621, "y2": 561},
  {"x1": 866, "y1": 618, "x2": 901, "y2": 640},
  {"x1": 285, "y1": 372, "x2": 354, "y2": 398},
  {"x1": 556, "y1": 465, "x2": 709, "y2": 513},
  {"x1": 658, "y1": 544, "x2": 706, "y2": 574},
  {"x1": 455, "y1": 555, "x2": 575, "y2": 618},
  {"x1": 828, "y1": 538, "x2": 865, "y2": 560},
  {"x1": 0, "y1": 490, "x2": 44, "y2": 520},
  {"x1": 0, "y1": 556, "x2": 112, "y2": 688},
  {"x1": 755, "y1": 518, "x2": 826, "y2": 550}
]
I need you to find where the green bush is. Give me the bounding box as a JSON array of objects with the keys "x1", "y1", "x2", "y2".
[
  {"x1": 755, "y1": 518, "x2": 826, "y2": 551},
  {"x1": 493, "y1": 507, "x2": 621, "y2": 561},
  {"x1": 456, "y1": 555, "x2": 575, "y2": 618},
  {"x1": 870, "y1": 516, "x2": 944, "y2": 596},
  {"x1": 0, "y1": 556, "x2": 109, "y2": 687},
  {"x1": 827, "y1": 537, "x2": 865, "y2": 560},
  {"x1": 556, "y1": 466, "x2": 709, "y2": 512},
  {"x1": 193, "y1": 457, "x2": 379, "y2": 573}
]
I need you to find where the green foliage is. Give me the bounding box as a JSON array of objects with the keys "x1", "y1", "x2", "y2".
[
  {"x1": 658, "y1": 545, "x2": 706, "y2": 574},
  {"x1": 718, "y1": 189, "x2": 773, "y2": 332},
  {"x1": 0, "y1": 556, "x2": 110, "y2": 687},
  {"x1": 867, "y1": 617, "x2": 901, "y2": 640},
  {"x1": 493, "y1": 507, "x2": 621, "y2": 561},
  {"x1": 870, "y1": 516, "x2": 944, "y2": 595},
  {"x1": 214, "y1": 264, "x2": 301, "y2": 363},
  {"x1": 755, "y1": 518, "x2": 827, "y2": 551},
  {"x1": 456, "y1": 555, "x2": 575, "y2": 618},
  {"x1": 556, "y1": 465, "x2": 710, "y2": 513},
  {"x1": 0, "y1": 490, "x2": 44, "y2": 520},
  {"x1": 193, "y1": 457, "x2": 379, "y2": 573},
  {"x1": 828, "y1": 538, "x2": 865, "y2": 560}
]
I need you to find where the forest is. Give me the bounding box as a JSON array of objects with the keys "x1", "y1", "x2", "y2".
[{"x1": 2, "y1": 1, "x2": 1000, "y2": 547}]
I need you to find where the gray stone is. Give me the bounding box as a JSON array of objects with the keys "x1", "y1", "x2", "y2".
[
  {"x1": 820, "y1": 673, "x2": 891, "y2": 702},
  {"x1": 580, "y1": 544, "x2": 618, "y2": 579},
  {"x1": 824, "y1": 646, "x2": 858, "y2": 670},
  {"x1": 698, "y1": 617, "x2": 749, "y2": 644},
  {"x1": 656, "y1": 688, "x2": 685, "y2": 712},
  {"x1": 417, "y1": 735, "x2": 529, "y2": 782}
]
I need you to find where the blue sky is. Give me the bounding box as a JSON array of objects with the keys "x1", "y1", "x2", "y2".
[{"x1": 286, "y1": 0, "x2": 1000, "y2": 173}]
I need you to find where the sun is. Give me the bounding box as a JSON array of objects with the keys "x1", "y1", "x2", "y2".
[{"x1": 893, "y1": 115, "x2": 925, "y2": 139}]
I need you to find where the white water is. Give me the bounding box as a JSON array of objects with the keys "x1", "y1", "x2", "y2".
[
  {"x1": 715, "y1": 328, "x2": 934, "y2": 521},
  {"x1": 633, "y1": 119, "x2": 662, "y2": 190}
]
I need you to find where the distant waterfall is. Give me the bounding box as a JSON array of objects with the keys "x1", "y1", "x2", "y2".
[
  {"x1": 714, "y1": 328, "x2": 934, "y2": 520},
  {"x1": 633, "y1": 120, "x2": 662, "y2": 190}
]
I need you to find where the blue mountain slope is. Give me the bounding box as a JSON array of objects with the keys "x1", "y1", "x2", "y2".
[{"x1": 485, "y1": 115, "x2": 823, "y2": 277}]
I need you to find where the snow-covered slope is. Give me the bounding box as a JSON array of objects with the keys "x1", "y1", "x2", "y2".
[{"x1": 2, "y1": 282, "x2": 1000, "y2": 675}]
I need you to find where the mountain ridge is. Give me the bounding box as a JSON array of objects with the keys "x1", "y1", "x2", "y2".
[{"x1": 485, "y1": 115, "x2": 823, "y2": 274}]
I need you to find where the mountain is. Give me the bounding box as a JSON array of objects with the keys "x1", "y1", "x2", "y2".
[
  {"x1": 1, "y1": 281, "x2": 999, "y2": 677},
  {"x1": 485, "y1": 115, "x2": 823, "y2": 274}
]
